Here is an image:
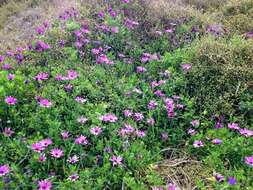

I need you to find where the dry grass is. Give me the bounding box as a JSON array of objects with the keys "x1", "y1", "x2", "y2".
[
  {"x1": 153, "y1": 148, "x2": 210, "y2": 190},
  {"x1": 0, "y1": 0, "x2": 78, "y2": 50}
]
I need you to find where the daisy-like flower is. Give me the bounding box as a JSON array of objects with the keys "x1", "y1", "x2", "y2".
[
  {"x1": 0, "y1": 165, "x2": 10, "y2": 176},
  {"x1": 134, "y1": 112, "x2": 144, "y2": 122},
  {"x1": 38, "y1": 98, "x2": 52, "y2": 108},
  {"x1": 228, "y1": 123, "x2": 240, "y2": 130},
  {"x1": 228, "y1": 177, "x2": 237, "y2": 185},
  {"x1": 187, "y1": 128, "x2": 197, "y2": 136},
  {"x1": 161, "y1": 132, "x2": 168, "y2": 141},
  {"x1": 77, "y1": 116, "x2": 88, "y2": 124},
  {"x1": 7, "y1": 74, "x2": 15, "y2": 80},
  {"x1": 111, "y1": 26, "x2": 119, "y2": 33},
  {"x1": 211, "y1": 139, "x2": 222, "y2": 145},
  {"x1": 136, "y1": 130, "x2": 146, "y2": 138},
  {"x1": 61, "y1": 131, "x2": 70, "y2": 140},
  {"x1": 39, "y1": 139, "x2": 53, "y2": 147},
  {"x1": 193, "y1": 140, "x2": 204, "y2": 148},
  {"x1": 67, "y1": 70, "x2": 79, "y2": 80},
  {"x1": 50, "y1": 148, "x2": 64, "y2": 158},
  {"x1": 5, "y1": 96, "x2": 17, "y2": 105},
  {"x1": 31, "y1": 142, "x2": 45, "y2": 153},
  {"x1": 148, "y1": 100, "x2": 158, "y2": 110},
  {"x1": 67, "y1": 155, "x2": 79, "y2": 164},
  {"x1": 38, "y1": 179, "x2": 52, "y2": 190},
  {"x1": 90, "y1": 126, "x2": 102, "y2": 136},
  {"x1": 123, "y1": 109, "x2": 133, "y2": 117},
  {"x1": 34, "y1": 72, "x2": 49, "y2": 81},
  {"x1": 68, "y1": 174, "x2": 79, "y2": 182},
  {"x1": 75, "y1": 96, "x2": 87, "y2": 104},
  {"x1": 214, "y1": 173, "x2": 224, "y2": 182},
  {"x1": 136, "y1": 66, "x2": 146, "y2": 73},
  {"x1": 181, "y1": 64, "x2": 192, "y2": 72},
  {"x1": 75, "y1": 135, "x2": 88, "y2": 145},
  {"x1": 191, "y1": 120, "x2": 199, "y2": 127},
  {"x1": 147, "y1": 118, "x2": 155, "y2": 126},
  {"x1": 3, "y1": 127, "x2": 14, "y2": 137},
  {"x1": 245, "y1": 155, "x2": 253, "y2": 166},
  {"x1": 99, "y1": 114, "x2": 118, "y2": 123},
  {"x1": 110, "y1": 155, "x2": 123, "y2": 166},
  {"x1": 38, "y1": 153, "x2": 47, "y2": 162},
  {"x1": 167, "y1": 183, "x2": 176, "y2": 190},
  {"x1": 239, "y1": 128, "x2": 253, "y2": 137}
]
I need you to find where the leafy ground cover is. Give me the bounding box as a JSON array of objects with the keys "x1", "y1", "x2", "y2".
[{"x1": 0, "y1": 0, "x2": 253, "y2": 189}]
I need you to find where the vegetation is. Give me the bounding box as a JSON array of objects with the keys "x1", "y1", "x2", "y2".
[{"x1": 0, "y1": 0, "x2": 252, "y2": 189}]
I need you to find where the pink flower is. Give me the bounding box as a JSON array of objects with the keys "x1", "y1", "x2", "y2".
[
  {"x1": 187, "y1": 128, "x2": 197, "y2": 136},
  {"x1": 111, "y1": 26, "x2": 119, "y2": 33},
  {"x1": 193, "y1": 140, "x2": 204, "y2": 148},
  {"x1": 0, "y1": 165, "x2": 10, "y2": 176},
  {"x1": 191, "y1": 120, "x2": 199, "y2": 127},
  {"x1": 148, "y1": 100, "x2": 158, "y2": 110},
  {"x1": 110, "y1": 155, "x2": 123, "y2": 166},
  {"x1": 31, "y1": 143, "x2": 45, "y2": 153},
  {"x1": 38, "y1": 179, "x2": 52, "y2": 190},
  {"x1": 34, "y1": 72, "x2": 49, "y2": 81},
  {"x1": 239, "y1": 128, "x2": 253, "y2": 137},
  {"x1": 68, "y1": 174, "x2": 79, "y2": 182},
  {"x1": 167, "y1": 183, "x2": 176, "y2": 190},
  {"x1": 123, "y1": 109, "x2": 133, "y2": 117},
  {"x1": 75, "y1": 135, "x2": 88, "y2": 145},
  {"x1": 50, "y1": 148, "x2": 64, "y2": 158},
  {"x1": 181, "y1": 64, "x2": 192, "y2": 72},
  {"x1": 136, "y1": 66, "x2": 146, "y2": 73},
  {"x1": 134, "y1": 112, "x2": 144, "y2": 122},
  {"x1": 75, "y1": 96, "x2": 87, "y2": 104},
  {"x1": 228, "y1": 123, "x2": 240, "y2": 130},
  {"x1": 67, "y1": 70, "x2": 79, "y2": 80},
  {"x1": 38, "y1": 153, "x2": 47, "y2": 162},
  {"x1": 136, "y1": 130, "x2": 146, "y2": 138},
  {"x1": 38, "y1": 98, "x2": 52, "y2": 108},
  {"x1": 99, "y1": 114, "x2": 118, "y2": 123},
  {"x1": 77, "y1": 116, "x2": 88, "y2": 124},
  {"x1": 3, "y1": 127, "x2": 14, "y2": 137},
  {"x1": 67, "y1": 155, "x2": 79, "y2": 164},
  {"x1": 245, "y1": 155, "x2": 253, "y2": 166},
  {"x1": 61, "y1": 131, "x2": 70, "y2": 140},
  {"x1": 39, "y1": 139, "x2": 53, "y2": 147},
  {"x1": 5, "y1": 96, "x2": 17, "y2": 105},
  {"x1": 90, "y1": 126, "x2": 102, "y2": 136},
  {"x1": 7, "y1": 74, "x2": 15, "y2": 80},
  {"x1": 211, "y1": 139, "x2": 222, "y2": 144},
  {"x1": 147, "y1": 118, "x2": 155, "y2": 126}
]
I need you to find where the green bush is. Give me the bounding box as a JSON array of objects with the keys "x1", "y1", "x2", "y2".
[{"x1": 186, "y1": 35, "x2": 253, "y2": 115}]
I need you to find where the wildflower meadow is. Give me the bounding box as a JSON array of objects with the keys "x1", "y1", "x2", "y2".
[{"x1": 0, "y1": 0, "x2": 253, "y2": 189}]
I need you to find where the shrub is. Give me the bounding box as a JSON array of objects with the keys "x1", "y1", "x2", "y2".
[{"x1": 186, "y1": 35, "x2": 253, "y2": 115}]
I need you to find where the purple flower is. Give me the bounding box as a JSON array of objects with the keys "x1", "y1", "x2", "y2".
[
  {"x1": 38, "y1": 153, "x2": 47, "y2": 162},
  {"x1": 3, "y1": 127, "x2": 14, "y2": 137},
  {"x1": 68, "y1": 174, "x2": 79, "y2": 182},
  {"x1": 75, "y1": 96, "x2": 87, "y2": 104},
  {"x1": 0, "y1": 55, "x2": 4, "y2": 62},
  {"x1": 90, "y1": 126, "x2": 102, "y2": 136},
  {"x1": 147, "y1": 118, "x2": 155, "y2": 126},
  {"x1": 75, "y1": 135, "x2": 88, "y2": 145},
  {"x1": 245, "y1": 31, "x2": 253, "y2": 38},
  {"x1": 34, "y1": 72, "x2": 49, "y2": 81},
  {"x1": 136, "y1": 130, "x2": 146, "y2": 138},
  {"x1": 38, "y1": 98, "x2": 52, "y2": 108},
  {"x1": 36, "y1": 26, "x2": 45, "y2": 35},
  {"x1": 31, "y1": 142, "x2": 45, "y2": 152},
  {"x1": 193, "y1": 140, "x2": 204, "y2": 148},
  {"x1": 167, "y1": 183, "x2": 176, "y2": 190},
  {"x1": 38, "y1": 179, "x2": 52, "y2": 190},
  {"x1": 148, "y1": 100, "x2": 158, "y2": 110},
  {"x1": 61, "y1": 131, "x2": 70, "y2": 140},
  {"x1": 215, "y1": 122, "x2": 223, "y2": 129},
  {"x1": 191, "y1": 120, "x2": 199, "y2": 127},
  {"x1": 211, "y1": 139, "x2": 222, "y2": 145},
  {"x1": 50, "y1": 148, "x2": 64, "y2": 158},
  {"x1": 245, "y1": 155, "x2": 253, "y2": 166},
  {"x1": 0, "y1": 165, "x2": 10, "y2": 176},
  {"x1": 5, "y1": 96, "x2": 17, "y2": 105},
  {"x1": 187, "y1": 128, "x2": 197, "y2": 136},
  {"x1": 215, "y1": 173, "x2": 224, "y2": 182},
  {"x1": 35, "y1": 40, "x2": 50, "y2": 52},
  {"x1": 181, "y1": 64, "x2": 192, "y2": 72},
  {"x1": 239, "y1": 128, "x2": 253, "y2": 137},
  {"x1": 110, "y1": 155, "x2": 123, "y2": 166},
  {"x1": 67, "y1": 155, "x2": 79, "y2": 164},
  {"x1": 77, "y1": 116, "x2": 88, "y2": 124},
  {"x1": 7, "y1": 74, "x2": 15, "y2": 80},
  {"x1": 99, "y1": 114, "x2": 118, "y2": 123},
  {"x1": 67, "y1": 70, "x2": 79, "y2": 80},
  {"x1": 228, "y1": 123, "x2": 240, "y2": 130},
  {"x1": 123, "y1": 109, "x2": 133, "y2": 117},
  {"x1": 161, "y1": 132, "x2": 168, "y2": 141},
  {"x1": 134, "y1": 112, "x2": 144, "y2": 122},
  {"x1": 111, "y1": 26, "x2": 119, "y2": 33},
  {"x1": 228, "y1": 177, "x2": 237, "y2": 185}
]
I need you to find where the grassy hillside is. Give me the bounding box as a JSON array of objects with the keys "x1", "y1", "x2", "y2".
[{"x1": 0, "y1": 0, "x2": 252, "y2": 189}]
